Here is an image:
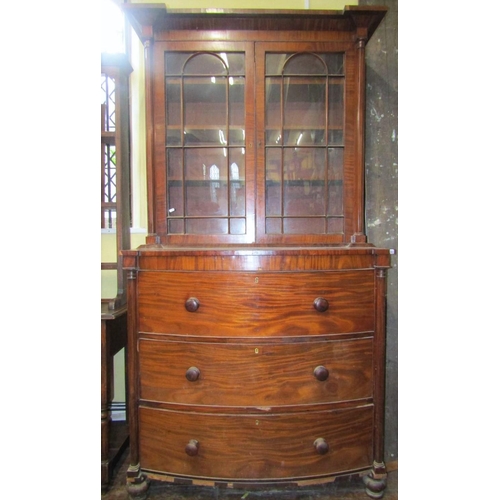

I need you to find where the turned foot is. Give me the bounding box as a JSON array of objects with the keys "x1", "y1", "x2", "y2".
[
  {"x1": 362, "y1": 462, "x2": 387, "y2": 499},
  {"x1": 126, "y1": 464, "x2": 149, "y2": 500}
]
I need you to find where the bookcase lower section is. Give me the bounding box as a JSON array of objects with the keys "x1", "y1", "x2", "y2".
[{"x1": 123, "y1": 245, "x2": 390, "y2": 499}]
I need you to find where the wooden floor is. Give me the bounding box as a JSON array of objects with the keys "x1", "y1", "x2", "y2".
[{"x1": 102, "y1": 451, "x2": 398, "y2": 500}]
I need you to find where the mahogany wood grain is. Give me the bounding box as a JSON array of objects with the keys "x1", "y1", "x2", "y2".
[
  {"x1": 122, "y1": 6, "x2": 388, "y2": 45},
  {"x1": 137, "y1": 270, "x2": 374, "y2": 336},
  {"x1": 122, "y1": 5, "x2": 387, "y2": 246},
  {"x1": 119, "y1": 6, "x2": 391, "y2": 495},
  {"x1": 138, "y1": 337, "x2": 373, "y2": 406},
  {"x1": 125, "y1": 247, "x2": 390, "y2": 272},
  {"x1": 138, "y1": 405, "x2": 374, "y2": 480},
  {"x1": 125, "y1": 268, "x2": 148, "y2": 489},
  {"x1": 373, "y1": 267, "x2": 388, "y2": 471}
]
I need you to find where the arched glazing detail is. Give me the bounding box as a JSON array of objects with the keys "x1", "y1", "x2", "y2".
[
  {"x1": 165, "y1": 52, "x2": 246, "y2": 235},
  {"x1": 264, "y1": 52, "x2": 345, "y2": 235}
]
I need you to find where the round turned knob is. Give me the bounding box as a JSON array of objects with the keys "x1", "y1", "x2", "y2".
[
  {"x1": 185, "y1": 366, "x2": 201, "y2": 382},
  {"x1": 313, "y1": 365, "x2": 329, "y2": 381},
  {"x1": 185, "y1": 297, "x2": 200, "y2": 312},
  {"x1": 185, "y1": 439, "x2": 199, "y2": 456},
  {"x1": 313, "y1": 297, "x2": 329, "y2": 313},
  {"x1": 314, "y1": 438, "x2": 329, "y2": 455}
]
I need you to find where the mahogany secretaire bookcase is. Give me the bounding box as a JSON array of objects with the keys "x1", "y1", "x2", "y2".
[{"x1": 121, "y1": 5, "x2": 391, "y2": 499}]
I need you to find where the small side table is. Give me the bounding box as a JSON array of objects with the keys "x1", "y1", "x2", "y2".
[{"x1": 101, "y1": 301, "x2": 129, "y2": 488}]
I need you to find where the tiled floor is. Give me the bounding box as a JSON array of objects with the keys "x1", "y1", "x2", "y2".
[{"x1": 102, "y1": 451, "x2": 397, "y2": 500}]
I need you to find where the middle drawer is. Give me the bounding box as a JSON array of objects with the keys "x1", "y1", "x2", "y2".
[{"x1": 139, "y1": 337, "x2": 373, "y2": 407}]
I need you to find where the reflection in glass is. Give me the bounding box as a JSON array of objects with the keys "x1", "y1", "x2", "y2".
[
  {"x1": 229, "y1": 155, "x2": 245, "y2": 217},
  {"x1": 166, "y1": 78, "x2": 181, "y2": 145},
  {"x1": 284, "y1": 148, "x2": 326, "y2": 217},
  {"x1": 328, "y1": 80, "x2": 344, "y2": 145},
  {"x1": 183, "y1": 53, "x2": 227, "y2": 75},
  {"x1": 283, "y1": 77, "x2": 326, "y2": 146},
  {"x1": 264, "y1": 51, "x2": 345, "y2": 236},
  {"x1": 328, "y1": 148, "x2": 344, "y2": 216},
  {"x1": 165, "y1": 51, "x2": 246, "y2": 235},
  {"x1": 283, "y1": 53, "x2": 327, "y2": 75},
  {"x1": 184, "y1": 76, "x2": 227, "y2": 146},
  {"x1": 266, "y1": 53, "x2": 343, "y2": 75}
]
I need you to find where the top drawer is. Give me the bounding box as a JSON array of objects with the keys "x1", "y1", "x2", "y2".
[{"x1": 137, "y1": 270, "x2": 374, "y2": 336}]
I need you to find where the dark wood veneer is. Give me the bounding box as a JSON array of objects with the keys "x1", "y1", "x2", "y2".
[
  {"x1": 137, "y1": 269, "x2": 375, "y2": 336},
  {"x1": 122, "y1": 5, "x2": 390, "y2": 499},
  {"x1": 138, "y1": 336, "x2": 373, "y2": 406},
  {"x1": 138, "y1": 406, "x2": 374, "y2": 481}
]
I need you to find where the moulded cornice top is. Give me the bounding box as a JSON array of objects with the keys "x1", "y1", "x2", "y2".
[{"x1": 122, "y1": 3, "x2": 387, "y2": 43}]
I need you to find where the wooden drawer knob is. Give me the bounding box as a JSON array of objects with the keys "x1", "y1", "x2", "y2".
[
  {"x1": 313, "y1": 365, "x2": 329, "y2": 381},
  {"x1": 185, "y1": 366, "x2": 201, "y2": 382},
  {"x1": 313, "y1": 297, "x2": 329, "y2": 312},
  {"x1": 185, "y1": 297, "x2": 200, "y2": 312},
  {"x1": 185, "y1": 439, "x2": 199, "y2": 456},
  {"x1": 314, "y1": 438, "x2": 329, "y2": 455}
]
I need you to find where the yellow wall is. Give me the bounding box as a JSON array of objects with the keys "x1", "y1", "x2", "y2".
[{"x1": 101, "y1": 233, "x2": 147, "y2": 298}]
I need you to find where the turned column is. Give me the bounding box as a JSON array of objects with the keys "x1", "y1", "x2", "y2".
[
  {"x1": 125, "y1": 266, "x2": 149, "y2": 498},
  {"x1": 364, "y1": 256, "x2": 390, "y2": 498},
  {"x1": 351, "y1": 28, "x2": 369, "y2": 244}
]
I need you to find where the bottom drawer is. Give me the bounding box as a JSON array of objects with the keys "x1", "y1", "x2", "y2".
[{"x1": 139, "y1": 406, "x2": 374, "y2": 481}]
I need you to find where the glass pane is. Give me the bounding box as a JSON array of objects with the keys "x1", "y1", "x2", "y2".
[
  {"x1": 283, "y1": 53, "x2": 327, "y2": 75},
  {"x1": 284, "y1": 218, "x2": 325, "y2": 234},
  {"x1": 328, "y1": 79, "x2": 344, "y2": 145},
  {"x1": 266, "y1": 53, "x2": 343, "y2": 75},
  {"x1": 266, "y1": 218, "x2": 282, "y2": 234},
  {"x1": 230, "y1": 218, "x2": 246, "y2": 235},
  {"x1": 186, "y1": 218, "x2": 228, "y2": 234},
  {"x1": 163, "y1": 51, "x2": 247, "y2": 238},
  {"x1": 184, "y1": 77, "x2": 227, "y2": 146},
  {"x1": 167, "y1": 149, "x2": 184, "y2": 217},
  {"x1": 283, "y1": 77, "x2": 326, "y2": 146},
  {"x1": 327, "y1": 217, "x2": 343, "y2": 234},
  {"x1": 166, "y1": 52, "x2": 245, "y2": 75},
  {"x1": 283, "y1": 218, "x2": 325, "y2": 234},
  {"x1": 225, "y1": 53, "x2": 245, "y2": 74},
  {"x1": 323, "y1": 53, "x2": 344, "y2": 74},
  {"x1": 328, "y1": 147, "x2": 344, "y2": 216},
  {"x1": 168, "y1": 219, "x2": 184, "y2": 234},
  {"x1": 263, "y1": 52, "x2": 346, "y2": 239},
  {"x1": 166, "y1": 53, "x2": 191, "y2": 75},
  {"x1": 184, "y1": 53, "x2": 228, "y2": 75},
  {"x1": 266, "y1": 148, "x2": 282, "y2": 216},
  {"x1": 229, "y1": 76, "x2": 245, "y2": 145},
  {"x1": 265, "y1": 77, "x2": 281, "y2": 145},
  {"x1": 284, "y1": 148, "x2": 326, "y2": 217},
  {"x1": 229, "y1": 149, "x2": 245, "y2": 216},
  {"x1": 266, "y1": 54, "x2": 289, "y2": 74},
  {"x1": 229, "y1": 127, "x2": 246, "y2": 146},
  {"x1": 185, "y1": 148, "x2": 227, "y2": 217},
  {"x1": 166, "y1": 78, "x2": 181, "y2": 145}
]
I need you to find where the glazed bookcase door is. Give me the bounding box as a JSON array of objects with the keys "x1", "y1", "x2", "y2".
[
  {"x1": 255, "y1": 42, "x2": 358, "y2": 245},
  {"x1": 152, "y1": 41, "x2": 256, "y2": 245}
]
